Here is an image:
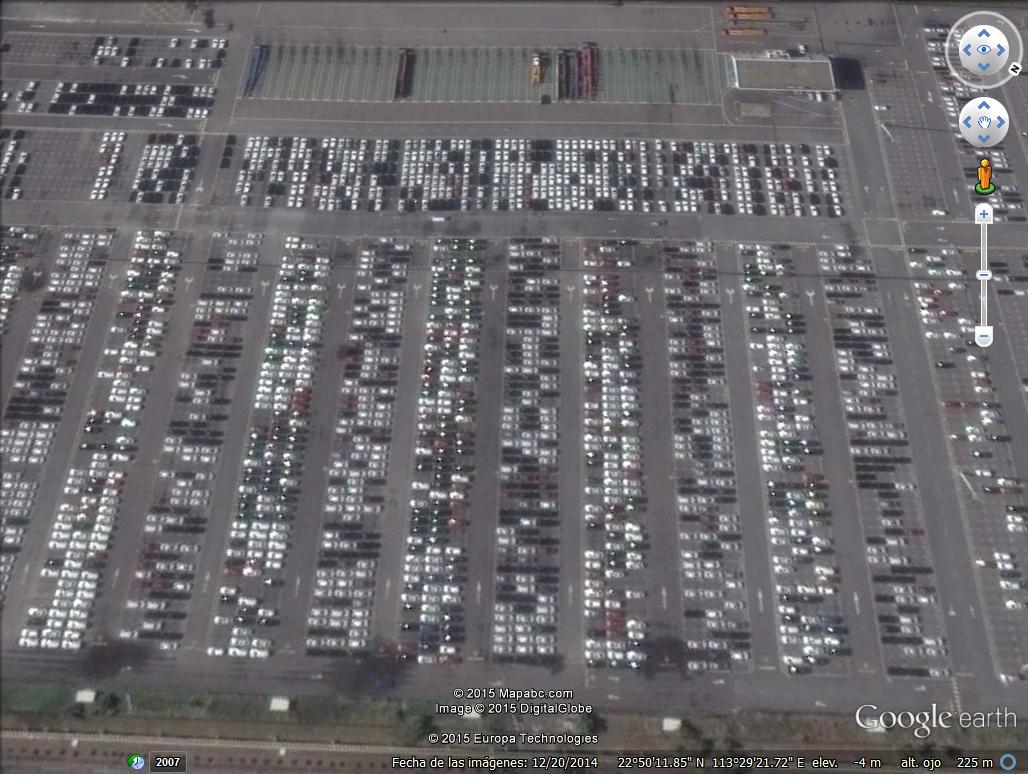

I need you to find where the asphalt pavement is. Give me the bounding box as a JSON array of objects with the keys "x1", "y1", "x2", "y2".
[{"x1": 2, "y1": 0, "x2": 1027, "y2": 737}]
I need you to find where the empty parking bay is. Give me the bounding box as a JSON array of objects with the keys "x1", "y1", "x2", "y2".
[
  {"x1": 246, "y1": 44, "x2": 724, "y2": 104},
  {"x1": 598, "y1": 48, "x2": 725, "y2": 104},
  {"x1": 251, "y1": 44, "x2": 394, "y2": 101}
]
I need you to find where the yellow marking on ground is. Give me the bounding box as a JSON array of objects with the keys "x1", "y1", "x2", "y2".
[{"x1": 139, "y1": 0, "x2": 187, "y2": 25}]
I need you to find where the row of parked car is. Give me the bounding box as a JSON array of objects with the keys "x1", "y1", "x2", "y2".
[
  {"x1": 233, "y1": 135, "x2": 391, "y2": 211},
  {"x1": 491, "y1": 238, "x2": 562, "y2": 663},
  {"x1": 581, "y1": 242, "x2": 648, "y2": 669},
  {"x1": 305, "y1": 239, "x2": 412, "y2": 655},
  {"x1": 2, "y1": 229, "x2": 107, "y2": 604},
  {"x1": 1, "y1": 134, "x2": 29, "y2": 200},
  {"x1": 662, "y1": 243, "x2": 752, "y2": 672},
  {"x1": 912, "y1": 246, "x2": 1028, "y2": 681},
  {"x1": 120, "y1": 232, "x2": 263, "y2": 648},
  {"x1": 90, "y1": 130, "x2": 125, "y2": 201},
  {"x1": 20, "y1": 231, "x2": 180, "y2": 650},
  {"x1": 662, "y1": 140, "x2": 843, "y2": 218},
  {"x1": 210, "y1": 236, "x2": 332, "y2": 659},
  {"x1": 399, "y1": 239, "x2": 486, "y2": 663},
  {"x1": 0, "y1": 225, "x2": 40, "y2": 336},
  {"x1": 0, "y1": 80, "x2": 39, "y2": 115},
  {"x1": 131, "y1": 133, "x2": 199, "y2": 205},
  {"x1": 48, "y1": 81, "x2": 214, "y2": 120},
  {"x1": 86, "y1": 34, "x2": 226, "y2": 70},
  {"x1": 743, "y1": 243, "x2": 849, "y2": 675},
  {"x1": 218, "y1": 134, "x2": 845, "y2": 216},
  {"x1": 821, "y1": 244, "x2": 950, "y2": 678}
]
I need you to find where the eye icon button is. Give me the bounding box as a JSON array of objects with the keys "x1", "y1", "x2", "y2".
[{"x1": 958, "y1": 23, "x2": 1011, "y2": 77}]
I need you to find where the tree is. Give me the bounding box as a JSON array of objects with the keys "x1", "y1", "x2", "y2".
[
  {"x1": 400, "y1": 712, "x2": 435, "y2": 745},
  {"x1": 547, "y1": 652, "x2": 566, "y2": 675},
  {"x1": 576, "y1": 710, "x2": 606, "y2": 736},
  {"x1": 642, "y1": 635, "x2": 685, "y2": 678},
  {"x1": 95, "y1": 692, "x2": 122, "y2": 716},
  {"x1": 700, "y1": 734, "x2": 741, "y2": 755},
  {"x1": 19, "y1": 267, "x2": 47, "y2": 292},
  {"x1": 327, "y1": 651, "x2": 409, "y2": 696},
  {"x1": 79, "y1": 640, "x2": 153, "y2": 680}
]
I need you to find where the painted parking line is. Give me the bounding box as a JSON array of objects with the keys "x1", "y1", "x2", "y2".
[
  {"x1": 624, "y1": 49, "x2": 637, "y2": 103},
  {"x1": 309, "y1": 45, "x2": 327, "y2": 101},
  {"x1": 366, "y1": 48, "x2": 384, "y2": 103},
  {"x1": 504, "y1": 48, "x2": 517, "y2": 102},
  {"x1": 619, "y1": 48, "x2": 632, "y2": 102},
  {"x1": 432, "y1": 48, "x2": 447, "y2": 103},
  {"x1": 277, "y1": 45, "x2": 295, "y2": 100},
  {"x1": 430, "y1": 48, "x2": 442, "y2": 102},
  {"x1": 359, "y1": 47, "x2": 374, "y2": 102},
  {"x1": 315, "y1": 45, "x2": 329, "y2": 102},
  {"x1": 347, "y1": 45, "x2": 364, "y2": 103},
  {"x1": 315, "y1": 45, "x2": 331, "y2": 101},
  {"x1": 140, "y1": 0, "x2": 184, "y2": 25},
  {"x1": 295, "y1": 46, "x2": 312, "y2": 100},
  {"x1": 493, "y1": 48, "x2": 503, "y2": 102},
  {"x1": 377, "y1": 49, "x2": 393, "y2": 101},
  {"x1": 282, "y1": 46, "x2": 300, "y2": 101},
  {"x1": 483, "y1": 48, "x2": 492, "y2": 103},
  {"x1": 372, "y1": 47, "x2": 386, "y2": 102},
  {"x1": 347, "y1": 46, "x2": 362, "y2": 102},
  {"x1": 289, "y1": 46, "x2": 306, "y2": 100},
  {"x1": 317, "y1": 45, "x2": 333, "y2": 101},
  {"x1": 336, "y1": 47, "x2": 353, "y2": 101},
  {"x1": 271, "y1": 45, "x2": 289, "y2": 99},
  {"x1": 330, "y1": 46, "x2": 343, "y2": 102},
  {"x1": 513, "y1": 48, "x2": 529, "y2": 102},
  {"x1": 299, "y1": 47, "x2": 316, "y2": 101},
  {"x1": 309, "y1": 45, "x2": 324, "y2": 101},
  {"x1": 267, "y1": 45, "x2": 288, "y2": 100},
  {"x1": 356, "y1": 46, "x2": 373, "y2": 102},
  {"x1": 353, "y1": 47, "x2": 367, "y2": 103},
  {"x1": 440, "y1": 48, "x2": 451, "y2": 102}
]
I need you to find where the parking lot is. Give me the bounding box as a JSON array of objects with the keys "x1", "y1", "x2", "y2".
[
  {"x1": 0, "y1": 128, "x2": 146, "y2": 202},
  {"x1": 490, "y1": 238, "x2": 562, "y2": 664},
  {"x1": 113, "y1": 231, "x2": 267, "y2": 652},
  {"x1": 992, "y1": 249, "x2": 1028, "y2": 402},
  {"x1": 245, "y1": 43, "x2": 725, "y2": 105},
  {"x1": 736, "y1": 243, "x2": 853, "y2": 676},
  {"x1": 2, "y1": 33, "x2": 226, "y2": 71},
  {"x1": 2, "y1": 227, "x2": 114, "y2": 606},
  {"x1": 302, "y1": 238, "x2": 411, "y2": 657},
  {"x1": 212, "y1": 134, "x2": 847, "y2": 217},
  {"x1": 0, "y1": 127, "x2": 205, "y2": 203},
  {"x1": 17, "y1": 230, "x2": 189, "y2": 651},
  {"x1": 867, "y1": 68, "x2": 951, "y2": 219},
  {"x1": 398, "y1": 238, "x2": 486, "y2": 664},
  {"x1": 662, "y1": 242, "x2": 754, "y2": 673},
  {"x1": 2, "y1": 0, "x2": 1028, "y2": 726},
  {"x1": 907, "y1": 244, "x2": 1028, "y2": 681},
  {"x1": 817, "y1": 244, "x2": 951, "y2": 678},
  {"x1": 203, "y1": 234, "x2": 338, "y2": 660},
  {"x1": 4, "y1": 228, "x2": 1028, "y2": 699}
]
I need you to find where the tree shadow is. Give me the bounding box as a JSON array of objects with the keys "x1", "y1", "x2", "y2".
[
  {"x1": 324, "y1": 650, "x2": 411, "y2": 696},
  {"x1": 77, "y1": 640, "x2": 155, "y2": 681}
]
